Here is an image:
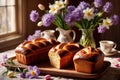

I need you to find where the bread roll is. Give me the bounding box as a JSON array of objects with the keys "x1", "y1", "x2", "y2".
[
  {"x1": 48, "y1": 42, "x2": 83, "y2": 69},
  {"x1": 15, "y1": 38, "x2": 60, "y2": 65},
  {"x1": 73, "y1": 47, "x2": 104, "y2": 73}
]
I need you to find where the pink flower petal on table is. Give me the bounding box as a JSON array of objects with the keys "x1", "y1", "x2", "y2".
[
  {"x1": 117, "y1": 58, "x2": 120, "y2": 62},
  {"x1": 0, "y1": 63, "x2": 4, "y2": 66},
  {"x1": 114, "y1": 64, "x2": 120, "y2": 68}
]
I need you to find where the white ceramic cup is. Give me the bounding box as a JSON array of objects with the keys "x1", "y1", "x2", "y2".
[{"x1": 99, "y1": 40, "x2": 117, "y2": 53}]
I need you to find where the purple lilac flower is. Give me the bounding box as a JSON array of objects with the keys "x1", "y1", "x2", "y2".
[
  {"x1": 27, "y1": 30, "x2": 41, "y2": 41},
  {"x1": 98, "y1": 25, "x2": 107, "y2": 33},
  {"x1": 64, "y1": 13, "x2": 74, "y2": 26},
  {"x1": 77, "y1": 1, "x2": 90, "y2": 10},
  {"x1": 67, "y1": 5, "x2": 76, "y2": 13},
  {"x1": 2, "y1": 54, "x2": 8, "y2": 63},
  {"x1": 19, "y1": 73, "x2": 25, "y2": 78},
  {"x1": 30, "y1": 10, "x2": 39, "y2": 22},
  {"x1": 71, "y1": 8, "x2": 83, "y2": 21},
  {"x1": 42, "y1": 13, "x2": 55, "y2": 27},
  {"x1": 35, "y1": 30, "x2": 41, "y2": 34},
  {"x1": 110, "y1": 14, "x2": 119, "y2": 26},
  {"x1": 103, "y1": 2, "x2": 113, "y2": 13},
  {"x1": 93, "y1": 7, "x2": 99, "y2": 13},
  {"x1": 65, "y1": 8, "x2": 83, "y2": 26},
  {"x1": 94, "y1": 0, "x2": 103, "y2": 8},
  {"x1": 27, "y1": 35, "x2": 34, "y2": 41},
  {"x1": 44, "y1": 74, "x2": 52, "y2": 80},
  {"x1": 25, "y1": 66, "x2": 40, "y2": 79}
]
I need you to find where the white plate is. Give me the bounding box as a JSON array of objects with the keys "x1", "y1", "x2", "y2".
[{"x1": 98, "y1": 48, "x2": 118, "y2": 56}]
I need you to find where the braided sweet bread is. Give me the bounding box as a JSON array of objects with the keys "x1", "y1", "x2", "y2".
[
  {"x1": 15, "y1": 38, "x2": 60, "y2": 65},
  {"x1": 48, "y1": 42, "x2": 83, "y2": 69},
  {"x1": 73, "y1": 46, "x2": 104, "y2": 73}
]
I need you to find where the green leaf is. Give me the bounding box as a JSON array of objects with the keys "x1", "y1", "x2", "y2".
[
  {"x1": 23, "y1": 69, "x2": 28, "y2": 74},
  {"x1": 2, "y1": 70, "x2": 9, "y2": 75},
  {"x1": 74, "y1": 22, "x2": 82, "y2": 29}
]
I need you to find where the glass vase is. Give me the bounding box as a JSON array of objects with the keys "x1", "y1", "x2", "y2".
[{"x1": 80, "y1": 29, "x2": 96, "y2": 48}]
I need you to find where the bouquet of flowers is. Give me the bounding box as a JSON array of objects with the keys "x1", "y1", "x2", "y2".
[
  {"x1": 30, "y1": 0, "x2": 71, "y2": 30},
  {"x1": 65, "y1": 0, "x2": 119, "y2": 33},
  {"x1": 30, "y1": 0, "x2": 119, "y2": 47},
  {"x1": 30, "y1": 0, "x2": 119, "y2": 32}
]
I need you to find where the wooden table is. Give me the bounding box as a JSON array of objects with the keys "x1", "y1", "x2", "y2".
[{"x1": 0, "y1": 50, "x2": 120, "y2": 80}]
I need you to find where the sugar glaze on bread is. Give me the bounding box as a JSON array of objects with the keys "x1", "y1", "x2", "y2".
[
  {"x1": 48, "y1": 42, "x2": 83, "y2": 69},
  {"x1": 15, "y1": 38, "x2": 60, "y2": 65},
  {"x1": 73, "y1": 46, "x2": 104, "y2": 73}
]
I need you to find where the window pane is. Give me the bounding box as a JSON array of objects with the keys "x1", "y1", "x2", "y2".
[
  {"x1": 7, "y1": 7, "x2": 16, "y2": 33},
  {"x1": 0, "y1": 7, "x2": 7, "y2": 35},
  {"x1": 0, "y1": 0, "x2": 6, "y2": 6},
  {"x1": 0, "y1": 0, "x2": 16, "y2": 35},
  {"x1": 7, "y1": 0, "x2": 15, "y2": 6}
]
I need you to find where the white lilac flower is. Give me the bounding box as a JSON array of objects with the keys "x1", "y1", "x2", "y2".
[
  {"x1": 38, "y1": 4, "x2": 45, "y2": 10},
  {"x1": 103, "y1": 17, "x2": 112, "y2": 29},
  {"x1": 49, "y1": 4, "x2": 58, "y2": 14},
  {"x1": 83, "y1": 8, "x2": 95, "y2": 21},
  {"x1": 55, "y1": 0, "x2": 65, "y2": 10}
]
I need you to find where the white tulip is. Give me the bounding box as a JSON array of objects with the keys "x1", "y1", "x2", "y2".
[
  {"x1": 38, "y1": 4, "x2": 45, "y2": 10},
  {"x1": 37, "y1": 21, "x2": 43, "y2": 26}
]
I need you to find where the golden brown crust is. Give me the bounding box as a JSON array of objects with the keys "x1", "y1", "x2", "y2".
[
  {"x1": 48, "y1": 42, "x2": 83, "y2": 69},
  {"x1": 73, "y1": 46, "x2": 102, "y2": 62},
  {"x1": 73, "y1": 46, "x2": 104, "y2": 73},
  {"x1": 15, "y1": 38, "x2": 60, "y2": 65}
]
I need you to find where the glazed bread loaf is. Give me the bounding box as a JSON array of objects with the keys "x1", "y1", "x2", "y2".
[
  {"x1": 48, "y1": 42, "x2": 83, "y2": 69},
  {"x1": 15, "y1": 38, "x2": 60, "y2": 65},
  {"x1": 73, "y1": 47, "x2": 104, "y2": 73}
]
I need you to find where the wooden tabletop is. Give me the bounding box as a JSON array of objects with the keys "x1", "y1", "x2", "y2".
[{"x1": 0, "y1": 50, "x2": 120, "y2": 80}]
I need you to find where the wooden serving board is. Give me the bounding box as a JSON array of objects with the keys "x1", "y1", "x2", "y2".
[{"x1": 3, "y1": 57, "x2": 111, "y2": 79}]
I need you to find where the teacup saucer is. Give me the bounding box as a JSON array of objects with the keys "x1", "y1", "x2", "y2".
[
  {"x1": 98, "y1": 48, "x2": 118, "y2": 56},
  {"x1": 103, "y1": 48, "x2": 118, "y2": 56}
]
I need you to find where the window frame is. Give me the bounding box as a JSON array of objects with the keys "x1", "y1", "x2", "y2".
[{"x1": 0, "y1": 0, "x2": 27, "y2": 52}]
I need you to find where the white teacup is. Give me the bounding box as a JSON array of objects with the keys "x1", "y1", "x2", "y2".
[{"x1": 99, "y1": 40, "x2": 117, "y2": 53}]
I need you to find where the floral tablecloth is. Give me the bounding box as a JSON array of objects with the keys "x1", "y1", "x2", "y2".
[{"x1": 0, "y1": 50, "x2": 120, "y2": 80}]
